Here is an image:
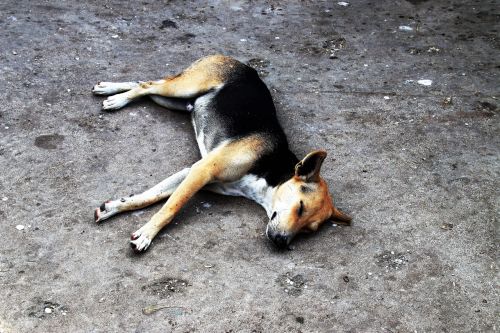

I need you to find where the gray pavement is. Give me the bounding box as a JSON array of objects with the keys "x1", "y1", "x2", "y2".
[{"x1": 0, "y1": 1, "x2": 498, "y2": 332}]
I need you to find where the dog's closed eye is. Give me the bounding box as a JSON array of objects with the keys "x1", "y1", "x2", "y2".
[{"x1": 271, "y1": 211, "x2": 277, "y2": 220}]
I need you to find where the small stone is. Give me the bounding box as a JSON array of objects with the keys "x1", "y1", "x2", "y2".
[
  {"x1": 384, "y1": 96, "x2": 390, "y2": 100},
  {"x1": 442, "y1": 97, "x2": 453, "y2": 106},
  {"x1": 399, "y1": 26, "x2": 413, "y2": 31},
  {"x1": 337, "y1": 1, "x2": 349, "y2": 6},
  {"x1": 12, "y1": 50, "x2": 17, "y2": 55},
  {"x1": 2, "y1": 197, "x2": 8, "y2": 201},
  {"x1": 44, "y1": 307, "x2": 53, "y2": 314},
  {"x1": 16, "y1": 225, "x2": 25, "y2": 231},
  {"x1": 441, "y1": 223, "x2": 453, "y2": 230},
  {"x1": 417, "y1": 79, "x2": 433, "y2": 86},
  {"x1": 111, "y1": 34, "x2": 119, "y2": 39}
]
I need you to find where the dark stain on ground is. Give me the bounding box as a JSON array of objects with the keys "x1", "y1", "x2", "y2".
[
  {"x1": 299, "y1": 36, "x2": 346, "y2": 58},
  {"x1": 142, "y1": 277, "x2": 189, "y2": 298},
  {"x1": 159, "y1": 19, "x2": 178, "y2": 29},
  {"x1": 375, "y1": 251, "x2": 409, "y2": 270},
  {"x1": 276, "y1": 273, "x2": 306, "y2": 296},
  {"x1": 247, "y1": 58, "x2": 270, "y2": 77},
  {"x1": 34, "y1": 134, "x2": 65, "y2": 150},
  {"x1": 475, "y1": 101, "x2": 497, "y2": 112},
  {"x1": 175, "y1": 33, "x2": 196, "y2": 43},
  {"x1": 27, "y1": 299, "x2": 68, "y2": 318}
]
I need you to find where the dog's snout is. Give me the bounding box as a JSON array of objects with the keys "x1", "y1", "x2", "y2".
[{"x1": 266, "y1": 228, "x2": 291, "y2": 249}]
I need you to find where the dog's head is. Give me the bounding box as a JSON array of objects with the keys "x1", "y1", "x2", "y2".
[{"x1": 266, "y1": 150, "x2": 351, "y2": 248}]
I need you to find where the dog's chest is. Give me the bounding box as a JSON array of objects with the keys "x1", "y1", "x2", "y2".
[{"x1": 209, "y1": 174, "x2": 273, "y2": 216}]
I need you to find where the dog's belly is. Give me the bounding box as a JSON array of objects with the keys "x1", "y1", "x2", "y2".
[{"x1": 191, "y1": 91, "x2": 219, "y2": 157}]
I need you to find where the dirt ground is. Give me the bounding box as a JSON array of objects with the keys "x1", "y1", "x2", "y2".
[{"x1": 0, "y1": 1, "x2": 498, "y2": 332}]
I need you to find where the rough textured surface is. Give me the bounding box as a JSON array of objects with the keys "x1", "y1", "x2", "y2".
[{"x1": 0, "y1": 1, "x2": 498, "y2": 332}]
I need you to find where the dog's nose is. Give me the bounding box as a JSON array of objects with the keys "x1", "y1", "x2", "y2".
[{"x1": 266, "y1": 229, "x2": 290, "y2": 249}]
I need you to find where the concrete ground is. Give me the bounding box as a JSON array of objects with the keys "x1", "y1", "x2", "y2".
[{"x1": 0, "y1": 0, "x2": 498, "y2": 332}]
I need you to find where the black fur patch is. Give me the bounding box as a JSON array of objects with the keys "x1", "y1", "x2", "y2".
[{"x1": 190, "y1": 63, "x2": 299, "y2": 186}]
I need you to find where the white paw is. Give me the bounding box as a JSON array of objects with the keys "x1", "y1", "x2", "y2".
[
  {"x1": 94, "y1": 200, "x2": 120, "y2": 223},
  {"x1": 102, "y1": 93, "x2": 129, "y2": 110},
  {"x1": 130, "y1": 229, "x2": 152, "y2": 252},
  {"x1": 92, "y1": 82, "x2": 116, "y2": 95}
]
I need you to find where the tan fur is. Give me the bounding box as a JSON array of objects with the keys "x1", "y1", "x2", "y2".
[
  {"x1": 270, "y1": 151, "x2": 350, "y2": 235},
  {"x1": 124, "y1": 55, "x2": 242, "y2": 101},
  {"x1": 135, "y1": 134, "x2": 269, "y2": 240}
]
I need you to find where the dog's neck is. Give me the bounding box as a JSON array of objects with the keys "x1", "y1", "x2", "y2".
[
  {"x1": 232, "y1": 175, "x2": 276, "y2": 217},
  {"x1": 231, "y1": 150, "x2": 298, "y2": 217}
]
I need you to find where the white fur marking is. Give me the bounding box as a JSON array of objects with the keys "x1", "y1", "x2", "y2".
[
  {"x1": 92, "y1": 82, "x2": 138, "y2": 95},
  {"x1": 102, "y1": 92, "x2": 130, "y2": 110},
  {"x1": 211, "y1": 175, "x2": 275, "y2": 216},
  {"x1": 196, "y1": 131, "x2": 208, "y2": 157}
]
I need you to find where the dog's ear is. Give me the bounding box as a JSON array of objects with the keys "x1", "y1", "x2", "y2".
[
  {"x1": 329, "y1": 206, "x2": 352, "y2": 225},
  {"x1": 295, "y1": 150, "x2": 327, "y2": 182}
]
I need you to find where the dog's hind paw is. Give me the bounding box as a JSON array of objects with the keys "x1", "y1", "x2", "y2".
[
  {"x1": 94, "y1": 201, "x2": 119, "y2": 223},
  {"x1": 130, "y1": 230, "x2": 152, "y2": 252},
  {"x1": 102, "y1": 93, "x2": 129, "y2": 110}
]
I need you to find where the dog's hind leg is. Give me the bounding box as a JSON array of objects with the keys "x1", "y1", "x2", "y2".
[
  {"x1": 94, "y1": 168, "x2": 190, "y2": 223},
  {"x1": 100, "y1": 55, "x2": 241, "y2": 110},
  {"x1": 149, "y1": 95, "x2": 193, "y2": 111}
]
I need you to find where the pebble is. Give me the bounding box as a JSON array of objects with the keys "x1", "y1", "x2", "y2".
[
  {"x1": 111, "y1": 34, "x2": 119, "y2": 39},
  {"x1": 2, "y1": 197, "x2": 8, "y2": 201},
  {"x1": 417, "y1": 79, "x2": 433, "y2": 86},
  {"x1": 399, "y1": 26, "x2": 413, "y2": 31},
  {"x1": 16, "y1": 225, "x2": 25, "y2": 231},
  {"x1": 384, "y1": 96, "x2": 390, "y2": 100},
  {"x1": 44, "y1": 307, "x2": 53, "y2": 314},
  {"x1": 337, "y1": 1, "x2": 349, "y2": 6}
]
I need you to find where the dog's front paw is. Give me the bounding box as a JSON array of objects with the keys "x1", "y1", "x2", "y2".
[
  {"x1": 102, "y1": 93, "x2": 129, "y2": 110},
  {"x1": 130, "y1": 228, "x2": 152, "y2": 252},
  {"x1": 94, "y1": 201, "x2": 119, "y2": 223},
  {"x1": 92, "y1": 82, "x2": 116, "y2": 95}
]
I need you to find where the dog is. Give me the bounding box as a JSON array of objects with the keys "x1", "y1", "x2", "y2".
[{"x1": 92, "y1": 55, "x2": 351, "y2": 252}]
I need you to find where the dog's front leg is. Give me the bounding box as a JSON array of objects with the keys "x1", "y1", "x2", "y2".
[
  {"x1": 95, "y1": 168, "x2": 191, "y2": 222},
  {"x1": 130, "y1": 160, "x2": 216, "y2": 252},
  {"x1": 130, "y1": 135, "x2": 266, "y2": 252}
]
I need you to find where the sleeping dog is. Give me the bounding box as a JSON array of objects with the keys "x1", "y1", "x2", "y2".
[{"x1": 92, "y1": 55, "x2": 351, "y2": 252}]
